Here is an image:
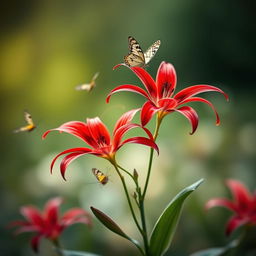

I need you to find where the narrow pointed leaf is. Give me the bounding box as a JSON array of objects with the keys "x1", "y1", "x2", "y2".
[
  {"x1": 55, "y1": 248, "x2": 100, "y2": 256},
  {"x1": 149, "y1": 179, "x2": 204, "y2": 256},
  {"x1": 190, "y1": 240, "x2": 238, "y2": 256}
]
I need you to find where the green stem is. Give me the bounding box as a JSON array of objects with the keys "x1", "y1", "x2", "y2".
[
  {"x1": 230, "y1": 225, "x2": 255, "y2": 256},
  {"x1": 138, "y1": 191, "x2": 150, "y2": 255},
  {"x1": 127, "y1": 236, "x2": 145, "y2": 256},
  {"x1": 52, "y1": 238, "x2": 64, "y2": 256},
  {"x1": 142, "y1": 115, "x2": 163, "y2": 199},
  {"x1": 114, "y1": 163, "x2": 149, "y2": 255},
  {"x1": 142, "y1": 148, "x2": 154, "y2": 200},
  {"x1": 111, "y1": 114, "x2": 164, "y2": 256},
  {"x1": 112, "y1": 164, "x2": 144, "y2": 238},
  {"x1": 117, "y1": 164, "x2": 137, "y2": 185}
]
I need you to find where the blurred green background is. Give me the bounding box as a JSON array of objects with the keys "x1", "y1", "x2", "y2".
[{"x1": 1, "y1": 0, "x2": 255, "y2": 255}]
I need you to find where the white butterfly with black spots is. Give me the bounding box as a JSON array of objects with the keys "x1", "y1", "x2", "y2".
[{"x1": 124, "y1": 36, "x2": 161, "y2": 68}]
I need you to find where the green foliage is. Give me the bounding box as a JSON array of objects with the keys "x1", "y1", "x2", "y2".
[
  {"x1": 149, "y1": 179, "x2": 204, "y2": 256},
  {"x1": 56, "y1": 248, "x2": 100, "y2": 256},
  {"x1": 190, "y1": 240, "x2": 238, "y2": 256}
]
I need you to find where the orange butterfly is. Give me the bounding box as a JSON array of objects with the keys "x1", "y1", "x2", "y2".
[
  {"x1": 14, "y1": 111, "x2": 36, "y2": 133},
  {"x1": 92, "y1": 168, "x2": 109, "y2": 185}
]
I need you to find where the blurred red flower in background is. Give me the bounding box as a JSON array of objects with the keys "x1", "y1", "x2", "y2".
[
  {"x1": 43, "y1": 109, "x2": 158, "y2": 180},
  {"x1": 206, "y1": 180, "x2": 256, "y2": 235},
  {"x1": 9, "y1": 197, "x2": 92, "y2": 252},
  {"x1": 107, "y1": 62, "x2": 228, "y2": 134}
]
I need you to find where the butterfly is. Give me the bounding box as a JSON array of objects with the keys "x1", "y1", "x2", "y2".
[
  {"x1": 92, "y1": 168, "x2": 109, "y2": 185},
  {"x1": 75, "y1": 72, "x2": 99, "y2": 92},
  {"x1": 124, "y1": 36, "x2": 161, "y2": 67},
  {"x1": 14, "y1": 111, "x2": 36, "y2": 133}
]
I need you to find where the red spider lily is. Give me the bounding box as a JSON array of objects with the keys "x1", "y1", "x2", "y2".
[
  {"x1": 9, "y1": 197, "x2": 92, "y2": 252},
  {"x1": 206, "y1": 180, "x2": 256, "y2": 235},
  {"x1": 43, "y1": 109, "x2": 158, "y2": 180},
  {"x1": 107, "y1": 62, "x2": 229, "y2": 134}
]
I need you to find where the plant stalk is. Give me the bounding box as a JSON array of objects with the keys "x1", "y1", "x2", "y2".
[
  {"x1": 112, "y1": 114, "x2": 164, "y2": 256},
  {"x1": 52, "y1": 238, "x2": 64, "y2": 256},
  {"x1": 112, "y1": 164, "x2": 144, "y2": 238},
  {"x1": 142, "y1": 114, "x2": 163, "y2": 199}
]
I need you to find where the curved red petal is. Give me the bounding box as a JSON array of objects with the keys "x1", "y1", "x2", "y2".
[
  {"x1": 87, "y1": 117, "x2": 111, "y2": 147},
  {"x1": 226, "y1": 216, "x2": 247, "y2": 236},
  {"x1": 113, "y1": 123, "x2": 154, "y2": 151},
  {"x1": 31, "y1": 234, "x2": 43, "y2": 253},
  {"x1": 180, "y1": 97, "x2": 220, "y2": 125},
  {"x1": 20, "y1": 206, "x2": 44, "y2": 227},
  {"x1": 106, "y1": 84, "x2": 149, "y2": 103},
  {"x1": 119, "y1": 137, "x2": 159, "y2": 154},
  {"x1": 156, "y1": 61, "x2": 177, "y2": 98},
  {"x1": 130, "y1": 67, "x2": 158, "y2": 100},
  {"x1": 60, "y1": 151, "x2": 92, "y2": 180},
  {"x1": 8, "y1": 220, "x2": 30, "y2": 228},
  {"x1": 43, "y1": 121, "x2": 98, "y2": 148},
  {"x1": 113, "y1": 123, "x2": 140, "y2": 150},
  {"x1": 50, "y1": 148, "x2": 93, "y2": 174},
  {"x1": 61, "y1": 208, "x2": 92, "y2": 227},
  {"x1": 113, "y1": 63, "x2": 157, "y2": 99},
  {"x1": 175, "y1": 106, "x2": 199, "y2": 134},
  {"x1": 44, "y1": 197, "x2": 63, "y2": 226},
  {"x1": 205, "y1": 198, "x2": 237, "y2": 212},
  {"x1": 113, "y1": 63, "x2": 126, "y2": 70},
  {"x1": 14, "y1": 225, "x2": 39, "y2": 235},
  {"x1": 158, "y1": 98, "x2": 177, "y2": 110},
  {"x1": 8, "y1": 220, "x2": 39, "y2": 235},
  {"x1": 174, "y1": 85, "x2": 229, "y2": 103},
  {"x1": 141, "y1": 101, "x2": 159, "y2": 126},
  {"x1": 226, "y1": 180, "x2": 252, "y2": 211},
  {"x1": 113, "y1": 109, "x2": 140, "y2": 134}
]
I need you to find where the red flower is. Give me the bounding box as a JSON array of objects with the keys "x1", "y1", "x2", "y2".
[
  {"x1": 107, "y1": 62, "x2": 229, "y2": 134},
  {"x1": 43, "y1": 109, "x2": 158, "y2": 180},
  {"x1": 206, "y1": 180, "x2": 256, "y2": 235},
  {"x1": 9, "y1": 197, "x2": 92, "y2": 252}
]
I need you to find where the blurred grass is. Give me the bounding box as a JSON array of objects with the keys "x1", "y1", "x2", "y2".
[{"x1": 0, "y1": 0, "x2": 255, "y2": 255}]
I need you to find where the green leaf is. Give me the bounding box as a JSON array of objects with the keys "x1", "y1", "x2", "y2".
[
  {"x1": 149, "y1": 179, "x2": 204, "y2": 256},
  {"x1": 90, "y1": 207, "x2": 141, "y2": 249},
  {"x1": 190, "y1": 240, "x2": 238, "y2": 256},
  {"x1": 190, "y1": 249, "x2": 226, "y2": 256},
  {"x1": 55, "y1": 248, "x2": 100, "y2": 256}
]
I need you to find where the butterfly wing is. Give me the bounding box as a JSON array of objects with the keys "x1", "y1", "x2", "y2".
[
  {"x1": 24, "y1": 111, "x2": 35, "y2": 131},
  {"x1": 24, "y1": 111, "x2": 34, "y2": 126},
  {"x1": 14, "y1": 111, "x2": 35, "y2": 133},
  {"x1": 144, "y1": 40, "x2": 161, "y2": 65},
  {"x1": 92, "y1": 168, "x2": 108, "y2": 185},
  {"x1": 75, "y1": 83, "x2": 92, "y2": 91},
  {"x1": 124, "y1": 36, "x2": 145, "y2": 67},
  {"x1": 76, "y1": 72, "x2": 99, "y2": 92},
  {"x1": 88, "y1": 72, "x2": 100, "y2": 91},
  {"x1": 124, "y1": 53, "x2": 145, "y2": 67},
  {"x1": 91, "y1": 72, "x2": 99, "y2": 82}
]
